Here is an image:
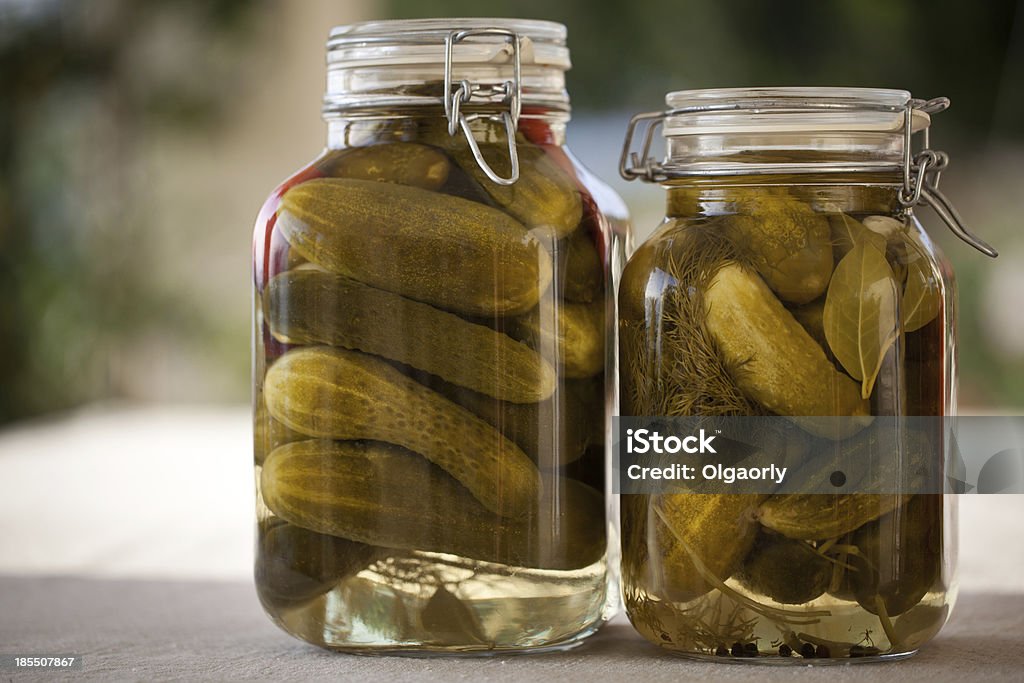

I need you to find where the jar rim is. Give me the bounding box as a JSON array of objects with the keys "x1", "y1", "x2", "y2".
[
  {"x1": 329, "y1": 17, "x2": 567, "y2": 45},
  {"x1": 666, "y1": 86, "x2": 913, "y2": 110},
  {"x1": 323, "y1": 17, "x2": 572, "y2": 117},
  {"x1": 663, "y1": 86, "x2": 929, "y2": 137},
  {"x1": 326, "y1": 17, "x2": 571, "y2": 70}
]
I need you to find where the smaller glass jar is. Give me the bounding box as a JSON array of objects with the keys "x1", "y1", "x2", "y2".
[{"x1": 617, "y1": 87, "x2": 995, "y2": 663}]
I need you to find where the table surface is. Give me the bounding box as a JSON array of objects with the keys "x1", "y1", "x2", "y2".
[
  {"x1": 1, "y1": 576, "x2": 1022, "y2": 682},
  {"x1": 1, "y1": 406, "x2": 1023, "y2": 681}
]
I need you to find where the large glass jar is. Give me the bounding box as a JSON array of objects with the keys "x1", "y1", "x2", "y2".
[
  {"x1": 251, "y1": 19, "x2": 628, "y2": 653},
  {"x1": 617, "y1": 88, "x2": 994, "y2": 662}
]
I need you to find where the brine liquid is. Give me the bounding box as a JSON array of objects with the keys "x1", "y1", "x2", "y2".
[{"x1": 258, "y1": 542, "x2": 609, "y2": 653}]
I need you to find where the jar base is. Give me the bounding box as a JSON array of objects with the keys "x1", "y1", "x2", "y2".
[
  {"x1": 661, "y1": 648, "x2": 919, "y2": 665},
  {"x1": 295, "y1": 616, "x2": 607, "y2": 658},
  {"x1": 261, "y1": 551, "x2": 611, "y2": 655}
]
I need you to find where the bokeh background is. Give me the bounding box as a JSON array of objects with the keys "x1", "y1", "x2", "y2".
[
  {"x1": 2, "y1": 0, "x2": 1022, "y2": 419},
  {"x1": 0, "y1": 0, "x2": 1021, "y2": 582}
]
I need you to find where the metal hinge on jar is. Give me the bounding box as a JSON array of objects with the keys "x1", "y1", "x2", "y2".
[
  {"x1": 898, "y1": 98, "x2": 997, "y2": 257},
  {"x1": 620, "y1": 97, "x2": 997, "y2": 258},
  {"x1": 444, "y1": 28, "x2": 522, "y2": 185}
]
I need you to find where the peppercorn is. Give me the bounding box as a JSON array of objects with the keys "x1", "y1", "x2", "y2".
[
  {"x1": 816, "y1": 644, "x2": 831, "y2": 658},
  {"x1": 779, "y1": 644, "x2": 792, "y2": 657},
  {"x1": 800, "y1": 643, "x2": 816, "y2": 658},
  {"x1": 731, "y1": 642, "x2": 744, "y2": 657}
]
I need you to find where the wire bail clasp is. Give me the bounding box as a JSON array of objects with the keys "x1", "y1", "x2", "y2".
[
  {"x1": 619, "y1": 111, "x2": 667, "y2": 182},
  {"x1": 444, "y1": 28, "x2": 522, "y2": 185},
  {"x1": 900, "y1": 98, "x2": 997, "y2": 257}
]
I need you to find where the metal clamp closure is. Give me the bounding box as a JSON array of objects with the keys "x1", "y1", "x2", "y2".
[
  {"x1": 619, "y1": 111, "x2": 668, "y2": 182},
  {"x1": 444, "y1": 28, "x2": 521, "y2": 185},
  {"x1": 900, "y1": 98, "x2": 997, "y2": 257}
]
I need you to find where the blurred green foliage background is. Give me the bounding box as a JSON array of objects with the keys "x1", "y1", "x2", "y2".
[
  {"x1": 0, "y1": 0, "x2": 1021, "y2": 424},
  {"x1": 390, "y1": 0, "x2": 1023, "y2": 141},
  {"x1": 0, "y1": 0, "x2": 263, "y2": 421}
]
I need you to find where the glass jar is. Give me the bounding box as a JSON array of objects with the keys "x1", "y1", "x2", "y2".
[
  {"x1": 251, "y1": 18, "x2": 628, "y2": 654},
  {"x1": 617, "y1": 88, "x2": 995, "y2": 662}
]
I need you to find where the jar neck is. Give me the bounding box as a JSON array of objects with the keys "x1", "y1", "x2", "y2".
[
  {"x1": 326, "y1": 109, "x2": 569, "y2": 150},
  {"x1": 324, "y1": 20, "x2": 572, "y2": 120},
  {"x1": 664, "y1": 174, "x2": 904, "y2": 218},
  {"x1": 660, "y1": 133, "x2": 909, "y2": 181}
]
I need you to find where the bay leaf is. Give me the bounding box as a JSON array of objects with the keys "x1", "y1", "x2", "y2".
[
  {"x1": 420, "y1": 583, "x2": 488, "y2": 645},
  {"x1": 900, "y1": 238, "x2": 942, "y2": 333},
  {"x1": 828, "y1": 212, "x2": 887, "y2": 261},
  {"x1": 823, "y1": 239, "x2": 900, "y2": 400}
]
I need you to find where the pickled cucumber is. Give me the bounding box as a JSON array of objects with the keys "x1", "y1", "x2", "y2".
[
  {"x1": 263, "y1": 346, "x2": 541, "y2": 517},
  {"x1": 419, "y1": 374, "x2": 591, "y2": 467},
  {"x1": 617, "y1": 178, "x2": 951, "y2": 657},
  {"x1": 265, "y1": 268, "x2": 556, "y2": 403},
  {"x1": 509, "y1": 300, "x2": 604, "y2": 379},
  {"x1": 261, "y1": 439, "x2": 604, "y2": 570},
  {"x1": 738, "y1": 533, "x2": 831, "y2": 604},
  {"x1": 561, "y1": 227, "x2": 603, "y2": 303},
  {"x1": 723, "y1": 189, "x2": 834, "y2": 304},
  {"x1": 319, "y1": 142, "x2": 450, "y2": 190},
  {"x1": 851, "y1": 495, "x2": 941, "y2": 617},
  {"x1": 254, "y1": 394, "x2": 306, "y2": 466},
  {"x1": 256, "y1": 519, "x2": 382, "y2": 608},
  {"x1": 643, "y1": 493, "x2": 764, "y2": 602},
  {"x1": 789, "y1": 298, "x2": 829, "y2": 353},
  {"x1": 703, "y1": 263, "x2": 871, "y2": 439},
  {"x1": 279, "y1": 178, "x2": 552, "y2": 316},
  {"x1": 757, "y1": 426, "x2": 931, "y2": 539},
  {"x1": 617, "y1": 235, "x2": 670, "y2": 323}
]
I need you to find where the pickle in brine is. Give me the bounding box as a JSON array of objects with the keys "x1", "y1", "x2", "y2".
[
  {"x1": 509, "y1": 300, "x2": 604, "y2": 379},
  {"x1": 638, "y1": 493, "x2": 764, "y2": 602},
  {"x1": 618, "y1": 235, "x2": 669, "y2": 323},
  {"x1": 703, "y1": 262, "x2": 870, "y2": 439},
  {"x1": 261, "y1": 439, "x2": 605, "y2": 570},
  {"x1": 318, "y1": 142, "x2": 450, "y2": 190},
  {"x1": 420, "y1": 375, "x2": 591, "y2": 467},
  {"x1": 279, "y1": 178, "x2": 552, "y2": 316},
  {"x1": 265, "y1": 268, "x2": 556, "y2": 403},
  {"x1": 263, "y1": 346, "x2": 542, "y2": 517},
  {"x1": 560, "y1": 227, "x2": 603, "y2": 303},
  {"x1": 757, "y1": 426, "x2": 931, "y2": 540},
  {"x1": 254, "y1": 397, "x2": 306, "y2": 467},
  {"x1": 738, "y1": 533, "x2": 831, "y2": 604},
  {"x1": 722, "y1": 189, "x2": 834, "y2": 304},
  {"x1": 256, "y1": 519, "x2": 383, "y2": 608},
  {"x1": 851, "y1": 495, "x2": 942, "y2": 617}
]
